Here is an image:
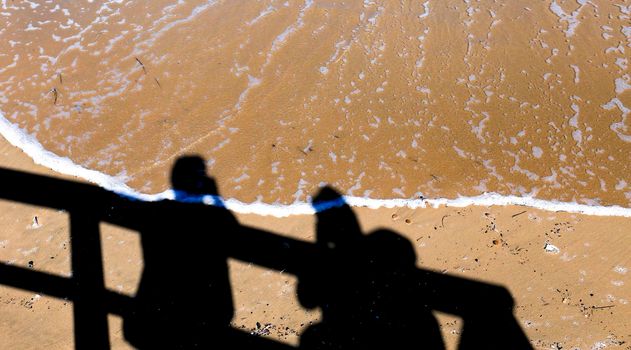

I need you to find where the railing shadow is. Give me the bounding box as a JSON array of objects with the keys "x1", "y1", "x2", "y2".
[{"x1": 0, "y1": 157, "x2": 532, "y2": 349}]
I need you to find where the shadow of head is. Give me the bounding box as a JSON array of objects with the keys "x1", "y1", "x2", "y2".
[
  {"x1": 170, "y1": 155, "x2": 218, "y2": 197},
  {"x1": 312, "y1": 186, "x2": 362, "y2": 249},
  {"x1": 364, "y1": 229, "x2": 417, "y2": 269}
]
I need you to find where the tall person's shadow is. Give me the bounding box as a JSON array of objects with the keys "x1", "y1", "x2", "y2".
[{"x1": 122, "y1": 156, "x2": 239, "y2": 348}]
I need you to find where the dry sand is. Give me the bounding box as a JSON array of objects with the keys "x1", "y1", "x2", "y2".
[{"x1": 1, "y1": 137, "x2": 629, "y2": 349}]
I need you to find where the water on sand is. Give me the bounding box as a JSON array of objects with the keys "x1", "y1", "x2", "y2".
[{"x1": 0, "y1": 0, "x2": 630, "y2": 206}]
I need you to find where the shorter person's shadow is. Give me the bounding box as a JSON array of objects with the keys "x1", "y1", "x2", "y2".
[
  {"x1": 297, "y1": 188, "x2": 532, "y2": 349},
  {"x1": 297, "y1": 188, "x2": 445, "y2": 349}
]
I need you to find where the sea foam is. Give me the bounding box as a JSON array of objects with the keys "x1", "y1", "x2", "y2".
[{"x1": 1, "y1": 112, "x2": 631, "y2": 218}]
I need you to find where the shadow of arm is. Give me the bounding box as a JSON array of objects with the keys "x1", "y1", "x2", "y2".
[
  {"x1": 416, "y1": 269, "x2": 515, "y2": 314},
  {"x1": 415, "y1": 269, "x2": 531, "y2": 349},
  {"x1": 229, "y1": 226, "x2": 321, "y2": 275}
]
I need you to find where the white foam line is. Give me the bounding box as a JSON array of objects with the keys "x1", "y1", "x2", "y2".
[
  {"x1": 2, "y1": 113, "x2": 631, "y2": 218},
  {"x1": 0, "y1": 114, "x2": 174, "y2": 201}
]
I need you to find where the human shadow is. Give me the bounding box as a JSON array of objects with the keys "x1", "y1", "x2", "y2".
[
  {"x1": 297, "y1": 187, "x2": 532, "y2": 350},
  {"x1": 0, "y1": 157, "x2": 533, "y2": 349},
  {"x1": 297, "y1": 187, "x2": 444, "y2": 349},
  {"x1": 108, "y1": 156, "x2": 298, "y2": 349},
  {"x1": 119, "y1": 156, "x2": 238, "y2": 348}
]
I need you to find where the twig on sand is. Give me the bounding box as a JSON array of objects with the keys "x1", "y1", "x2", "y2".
[
  {"x1": 592, "y1": 305, "x2": 615, "y2": 310},
  {"x1": 135, "y1": 57, "x2": 147, "y2": 74},
  {"x1": 58, "y1": 73, "x2": 63, "y2": 84},
  {"x1": 440, "y1": 214, "x2": 450, "y2": 228},
  {"x1": 49, "y1": 87, "x2": 58, "y2": 105},
  {"x1": 154, "y1": 77, "x2": 162, "y2": 88},
  {"x1": 512, "y1": 210, "x2": 527, "y2": 218}
]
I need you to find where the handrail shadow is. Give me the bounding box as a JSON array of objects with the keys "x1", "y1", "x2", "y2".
[{"x1": 0, "y1": 158, "x2": 532, "y2": 349}]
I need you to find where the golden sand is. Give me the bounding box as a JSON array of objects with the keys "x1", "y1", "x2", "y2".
[
  {"x1": 1, "y1": 135, "x2": 630, "y2": 349},
  {"x1": 2, "y1": 3, "x2": 631, "y2": 348}
]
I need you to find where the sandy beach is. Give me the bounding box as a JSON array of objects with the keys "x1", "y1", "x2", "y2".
[
  {"x1": 2, "y1": 136, "x2": 630, "y2": 349},
  {"x1": 1, "y1": 0, "x2": 630, "y2": 349}
]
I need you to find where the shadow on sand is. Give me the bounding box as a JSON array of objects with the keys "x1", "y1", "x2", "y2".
[{"x1": 0, "y1": 156, "x2": 532, "y2": 349}]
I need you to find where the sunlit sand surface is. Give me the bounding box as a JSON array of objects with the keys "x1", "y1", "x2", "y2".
[{"x1": 1, "y1": 0, "x2": 630, "y2": 205}]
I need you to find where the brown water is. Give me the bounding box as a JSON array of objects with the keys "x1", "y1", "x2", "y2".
[{"x1": 1, "y1": 0, "x2": 630, "y2": 205}]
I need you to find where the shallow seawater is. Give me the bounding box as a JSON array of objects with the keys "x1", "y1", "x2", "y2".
[{"x1": 0, "y1": 0, "x2": 630, "y2": 206}]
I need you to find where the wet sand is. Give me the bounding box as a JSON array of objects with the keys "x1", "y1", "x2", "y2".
[{"x1": 1, "y1": 0, "x2": 630, "y2": 205}]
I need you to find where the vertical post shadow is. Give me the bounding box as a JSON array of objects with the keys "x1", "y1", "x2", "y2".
[{"x1": 70, "y1": 209, "x2": 110, "y2": 349}]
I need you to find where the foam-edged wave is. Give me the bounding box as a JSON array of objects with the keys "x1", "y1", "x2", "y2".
[{"x1": 2, "y1": 112, "x2": 631, "y2": 218}]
